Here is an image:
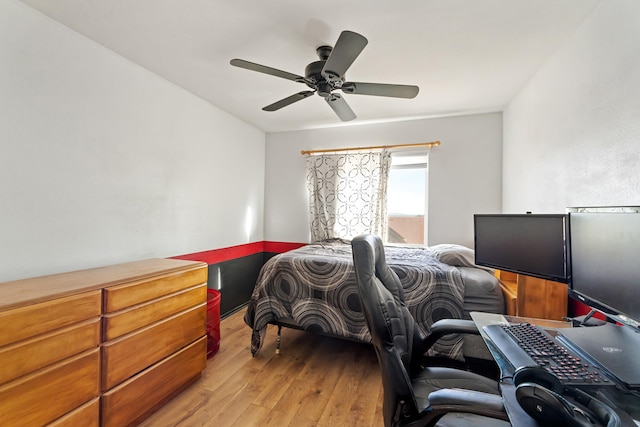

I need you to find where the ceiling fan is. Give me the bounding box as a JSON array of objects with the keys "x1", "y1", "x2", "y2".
[{"x1": 230, "y1": 30, "x2": 419, "y2": 122}]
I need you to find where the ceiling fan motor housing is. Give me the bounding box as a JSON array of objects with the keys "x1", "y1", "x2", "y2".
[{"x1": 305, "y1": 60, "x2": 341, "y2": 97}]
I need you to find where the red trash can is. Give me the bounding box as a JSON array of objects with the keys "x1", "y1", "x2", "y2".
[{"x1": 206, "y1": 289, "x2": 221, "y2": 358}]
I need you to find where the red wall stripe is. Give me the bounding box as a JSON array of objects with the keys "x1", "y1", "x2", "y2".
[
  {"x1": 171, "y1": 241, "x2": 306, "y2": 264},
  {"x1": 569, "y1": 298, "x2": 606, "y2": 321},
  {"x1": 263, "y1": 241, "x2": 306, "y2": 253}
]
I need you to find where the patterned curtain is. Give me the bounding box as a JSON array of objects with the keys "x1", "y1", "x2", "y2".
[{"x1": 305, "y1": 150, "x2": 391, "y2": 242}]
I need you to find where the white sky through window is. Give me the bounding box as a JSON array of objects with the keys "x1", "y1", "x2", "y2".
[{"x1": 387, "y1": 154, "x2": 426, "y2": 215}]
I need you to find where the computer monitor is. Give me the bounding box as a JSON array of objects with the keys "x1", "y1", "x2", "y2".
[
  {"x1": 568, "y1": 209, "x2": 640, "y2": 328},
  {"x1": 474, "y1": 214, "x2": 570, "y2": 283}
]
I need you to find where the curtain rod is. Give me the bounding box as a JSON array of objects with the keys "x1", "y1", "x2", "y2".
[{"x1": 300, "y1": 140, "x2": 440, "y2": 156}]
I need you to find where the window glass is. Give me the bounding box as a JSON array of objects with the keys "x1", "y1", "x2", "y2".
[{"x1": 387, "y1": 154, "x2": 427, "y2": 244}]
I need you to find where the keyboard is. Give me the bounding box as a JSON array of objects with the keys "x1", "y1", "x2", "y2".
[{"x1": 483, "y1": 323, "x2": 614, "y2": 387}]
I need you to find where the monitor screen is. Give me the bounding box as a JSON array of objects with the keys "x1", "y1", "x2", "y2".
[
  {"x1": 569, "y1": 211, "x2": 640, "y2": 327},
  {"x1": 474, "y1": 214, "x2": 570, "y2": 283}
]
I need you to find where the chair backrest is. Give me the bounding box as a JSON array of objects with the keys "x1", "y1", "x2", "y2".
[{"x1": 351, "y1": 234, "x2": 424, "y2": 426}]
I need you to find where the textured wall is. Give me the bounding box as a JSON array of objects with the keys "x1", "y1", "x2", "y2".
[
  {"x1": 503, "y1": 0, "x2": 640, "y2": 213},
  {"x1": 0, "y1": 1, "x2": 265, "y2": 281}
]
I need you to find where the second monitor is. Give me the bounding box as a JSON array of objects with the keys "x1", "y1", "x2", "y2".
[{"x1": 474, "y1": 213, "x2": 570, "y2": 283}]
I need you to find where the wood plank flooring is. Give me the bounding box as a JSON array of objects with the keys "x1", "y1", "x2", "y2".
[{"x1": 139, "y1": 309, "x2": 384, "y2": 427}]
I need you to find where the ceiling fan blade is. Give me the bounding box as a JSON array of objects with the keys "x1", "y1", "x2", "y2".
[
  {"x1": 341, "y1": 82, "x2": 419, "y2": 98},
  {"x1": 325, "y1": 93, "x2": 356, "y2": 121},
  {"x1": 262, "y1": 91, "x2": 315, "y2": 111},
  {"x1": 322, "y1": 31, "x2": 368, "y2": 80},
  {"x1": 230, "y1": 59, "x2": 305, "y2": 82}
]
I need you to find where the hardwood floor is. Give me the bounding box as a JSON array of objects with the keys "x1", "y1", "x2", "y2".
[{"x1": 140, "y1": 309, "x2": 384, "y2": 427}]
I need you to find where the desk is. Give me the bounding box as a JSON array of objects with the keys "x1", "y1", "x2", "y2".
[{"x1": 470, "y1": 312, "x2": 640, "y2": 427}]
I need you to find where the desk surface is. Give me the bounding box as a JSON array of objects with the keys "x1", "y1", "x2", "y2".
[{"x1": 470, "y1": 312, "x2": 640, "y2": 427}]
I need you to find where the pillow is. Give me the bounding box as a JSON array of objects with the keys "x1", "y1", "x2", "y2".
[{"x1": 429, "y1": 244, "x2": 494, "y2": 273}]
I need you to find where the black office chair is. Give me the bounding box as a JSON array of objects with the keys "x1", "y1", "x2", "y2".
[{"x1": 351, "y1": 234, "x2": 511, "y2": 427}]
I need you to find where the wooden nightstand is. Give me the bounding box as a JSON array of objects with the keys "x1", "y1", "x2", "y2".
[{"x1": 494, "y1": 270, "x2": 568, "y2": 321}]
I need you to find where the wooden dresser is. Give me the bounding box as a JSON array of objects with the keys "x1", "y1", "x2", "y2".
[
  {"x1": 495, "y1": 269, "x2": 568, "y2": 320},
  {"x1": 0, "y1": 258, "x2": 208, "y2": 427}
]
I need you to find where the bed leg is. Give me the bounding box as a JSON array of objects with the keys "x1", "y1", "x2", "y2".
[{"x1": 276, "y1": 325, "x2": 282, "y2": 355}]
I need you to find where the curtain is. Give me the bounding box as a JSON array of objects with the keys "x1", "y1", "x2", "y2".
[{"x1": 306, "y1": 149, "x2": 391, "y2": 242}]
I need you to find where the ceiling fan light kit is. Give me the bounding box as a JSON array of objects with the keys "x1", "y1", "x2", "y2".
[{"x1": 230, "y1": 30, "x2": 419, "y2": 121}]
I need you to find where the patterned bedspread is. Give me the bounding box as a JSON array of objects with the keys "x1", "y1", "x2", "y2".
[{"x1": 244, "y1": 240, "x2": 467, "y2": 360}]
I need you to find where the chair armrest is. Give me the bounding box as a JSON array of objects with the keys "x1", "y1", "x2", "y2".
[
  {"x1": 428, "y1": 388, "x2": 509, "y2": 420},
  {"x1": 422, "y1": 319, "x2": 479, "y2": 350}
]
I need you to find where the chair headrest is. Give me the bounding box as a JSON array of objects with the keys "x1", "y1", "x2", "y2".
[{"x1": 352, "y1": 234, "x2": 405, "y2": 301}]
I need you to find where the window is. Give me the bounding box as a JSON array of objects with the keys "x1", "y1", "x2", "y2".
[{"x1": 386, "y1": 153, "x2": 428, "y2": 244}]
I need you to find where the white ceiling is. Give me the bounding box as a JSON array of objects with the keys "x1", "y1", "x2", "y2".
[{"x1": 19, "y1": 0, "x2": 599, "y2": 133}]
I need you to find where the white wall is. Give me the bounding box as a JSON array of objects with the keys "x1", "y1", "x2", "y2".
[
  {"x1": 503, "y1": 0, "x2": 640, "y2": 212},
  {"x1": 264, "y1": 113, "x2": 502, "y2": 248},
  {"x1": 0, "y1": 1, "x2": 265, "y2": 282}
]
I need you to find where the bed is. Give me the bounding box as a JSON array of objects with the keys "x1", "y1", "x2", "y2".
[{"x1": 244, "y1": 239, "x2": 504, "y2": 361}]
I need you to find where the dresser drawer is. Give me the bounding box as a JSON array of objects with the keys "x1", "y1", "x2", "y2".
[
  {"x1": 0, "y1": 290, "x2": 101, "y2": 347},
  {"x1": 103, "y1": 266, "x2": 207, "y2": 312},
  {"x1": 103, "y1": 284, "x2": 206, "y2": 341},
  {"x1": 0, "y1": 317, "x2": 100, "y2": 385},
  {"x1": 102, "y1": 337, "x2": 206, "y2": 427},
  {"x1": 101, "y1": 303, "x2": 206, "y2": 390},
  {"x1": 48, "y1": 398, "x2": 100, "y2": 427},
  {"x1": 0, "y1": 348, "x2": 100, "y2": 427}
]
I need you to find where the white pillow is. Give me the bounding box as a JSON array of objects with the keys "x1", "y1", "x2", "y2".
[{"x1": 429, "y1": 244, "x2": 494, "y2": 273}]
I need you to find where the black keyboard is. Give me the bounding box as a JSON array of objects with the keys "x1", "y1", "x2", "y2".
[{"x1": 483, "y1": 323, "x2": 614, "y2": 387}]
